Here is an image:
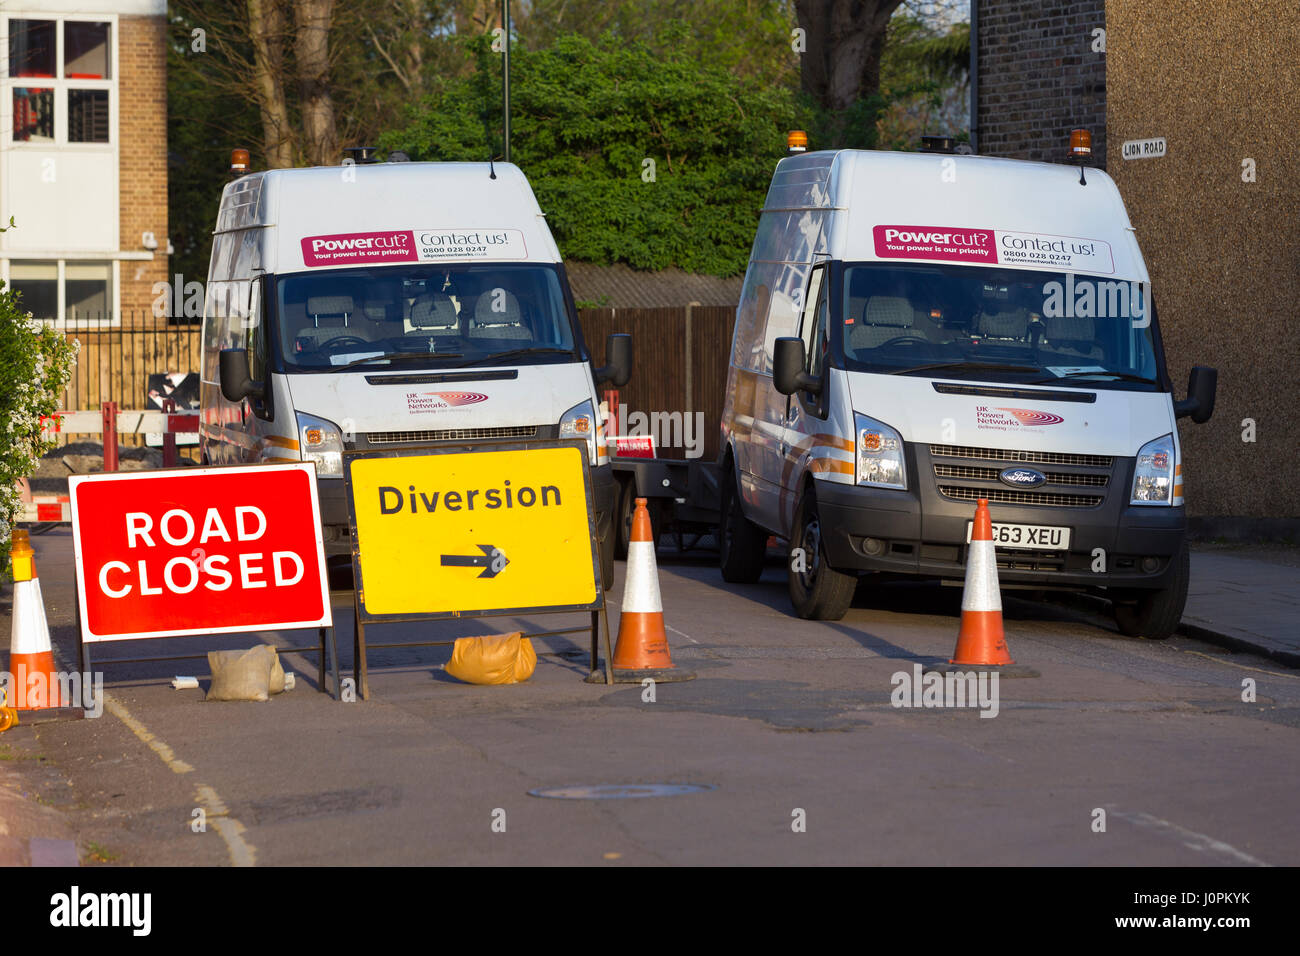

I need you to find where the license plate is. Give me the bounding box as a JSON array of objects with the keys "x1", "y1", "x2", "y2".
[{"x1": 966, "y1": 521, "x2": 1070, "y2": 551}]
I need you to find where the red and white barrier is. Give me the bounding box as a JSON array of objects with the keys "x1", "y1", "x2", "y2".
[{"x1": 20, "y1": 402, "x2": 200, "y2": 526}]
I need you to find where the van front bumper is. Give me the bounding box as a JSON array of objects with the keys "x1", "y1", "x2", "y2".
[{"x1": 814, "y1": 449, "x2": 1185, "y2": 592}]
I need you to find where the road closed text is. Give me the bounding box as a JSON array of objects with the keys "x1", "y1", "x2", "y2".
[
  {"x1": 70, "y1": 465, "x2": 331, "y2": 641},
  {"x1": 97, "y1": 506, "x2": 305, "y2": 597}
]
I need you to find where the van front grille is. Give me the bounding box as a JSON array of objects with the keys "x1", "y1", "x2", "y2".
[
  {"x1": 933, "y1": 464, "x2": 1108, "y2": 487},
  {"x1": 938, "y1": 485, "x2": 1104, "y2": 509},
  {"x1": 930, "y1": 442, "x2": 1115, "y2": 509},
  {"x1": 929, "y1": 444, "x2": 1112, "y2": 469},
  {"x1": 367, "y1": 426, "x2": 537, "y2": 444}
]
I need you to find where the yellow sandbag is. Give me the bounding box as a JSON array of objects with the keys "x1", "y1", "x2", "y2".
[{"x1": 444, "y1": 632, "x2": 537, "y2": 685}]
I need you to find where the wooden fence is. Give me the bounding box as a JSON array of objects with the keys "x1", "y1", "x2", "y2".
[
  {"x1": 59, "y1": 314, "x2": 202, "y2": 414},
  {"x1": 579, "y1": 306, "x2": 736, "y2": 461},
  {"x1": 55, "y1": 306, "x2": 740, "y2": 460}
]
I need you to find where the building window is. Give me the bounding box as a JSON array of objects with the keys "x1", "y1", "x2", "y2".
[
  {"x1": 8, "y1": 261, "x2": 58, "y2": 321},
  {"x1": 64, "y1": 262, "x2": 112, "y2": 320},
  {"x1": 8, "y1": 20, "x2": 55, "y2": 78},
  {"x1": 12, "y1": 86, "x2": 54, "y2": 142},
  {"x1": 68, "y1": 89, "x2": 108, "y2": 142},
  {"x1": 5, "y1": 260, "x2": 115, "y2": 326},
  {"x1": 64, "y1": 21, "x2": 111, "y2": 79},
  {"x1": 3, "y1": 18, "x2": 113, "y2": 146}
]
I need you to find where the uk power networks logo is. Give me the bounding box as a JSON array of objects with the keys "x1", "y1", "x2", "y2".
[
  {"x1": 975, "y1": 405, "x2": 1065, "y2": 432},
  {"x1": 405, "y1": 391, "x2": 490, "y2": 413}
]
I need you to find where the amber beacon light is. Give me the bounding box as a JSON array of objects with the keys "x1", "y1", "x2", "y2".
[
  {"x1": 230, "y1": 147, "x2": 250, "y2": 173},
  {"x1": 786, "y1": 130, "x2": 809, "y2": 154},
  {"x1": 1070, "y1": 129, "x2": 1091, "y2": 185}
]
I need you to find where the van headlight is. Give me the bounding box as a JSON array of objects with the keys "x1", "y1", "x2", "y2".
[
  {"x1": 297, "y1": 411, "x2": 344, "y2": 477},
  {"x1": 854, "y1": 413, "x2": 906, "y2": 489},
  {"x1": 560, "y1": 400, "x2": 598, "y2": 463},
  {"x1": 1131, "y1": 433, "x2": 1175, "y2": 505}
]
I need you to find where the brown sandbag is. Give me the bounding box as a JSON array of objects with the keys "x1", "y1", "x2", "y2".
[
  {"x1": 268, "y1": 647, "x2": 286, "y2": 695},
  {"x1": 444, "y1": 633, "x2": 537, "y2": 685},
  {"x1": 206, "y1": 645, "x2": 276, "y2": 702}
]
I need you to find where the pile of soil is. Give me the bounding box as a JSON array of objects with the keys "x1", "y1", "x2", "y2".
[{"x1": 27, "y1": 442, "x2": 166, "y2": 494}]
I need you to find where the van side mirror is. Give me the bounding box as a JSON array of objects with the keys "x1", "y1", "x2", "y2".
[
  {"x1": 219, "y1": 348, "x2": 264, "y2": 403},
  {"x1": 773, "y1": 337, "x2": 821, "y2": 396},
  {"x1": 1174, "y1": 365, "x2": 1217, "y2": 423},
  {"x1": 595, "y1": 333, "x2": 632, "y2": 387}
]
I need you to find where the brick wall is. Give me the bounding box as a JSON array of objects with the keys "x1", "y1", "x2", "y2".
[
  {"x1": 117, "y1": 14, "x2": 168, "y2": 325},
  {"x1": 975, "y1": 0, "x2": 1107, "y2": 166},
  {"x1": 1107, "y1": 0, "x2": 1300, "y2": 518}
]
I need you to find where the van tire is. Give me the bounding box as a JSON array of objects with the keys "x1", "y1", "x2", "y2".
[
  {"x1": 1111, "y1": 544, "x2": 1189, "y2": 640},
  {"x1": 788, "y1": 490, "x2": 856, "y2": 621},
  {"x1": 719, "y1": 467, "x2": 766, "y2": 583}
]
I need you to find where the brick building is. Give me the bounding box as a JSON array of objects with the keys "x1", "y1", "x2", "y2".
[
  {"x1": 971, "y1": 0, "x2": 1106, "y2": 164},
  {"x1": 0, "y1": 1, "x2": 168, "y2": 327},
  {"x1": 972, "y1": 0, "x2": 1299, "y2": 523}
]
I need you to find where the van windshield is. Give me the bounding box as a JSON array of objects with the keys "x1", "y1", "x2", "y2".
[
  {"x1": 274, "y1": 263, "x2": 577, "y2": 370},
  {"x1": 838, "y1": 263, "x2": 1162, "y2": 389}
]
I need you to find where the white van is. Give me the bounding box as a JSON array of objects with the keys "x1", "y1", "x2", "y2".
[
  {"x1": 719, "y1": 146, "x2": 1216, "y2": 638},
  {"x1": 200, "y1": 159, "x2": 630, "y2": 585}
]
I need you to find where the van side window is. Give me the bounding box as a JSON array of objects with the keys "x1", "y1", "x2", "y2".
[
  {"x1": 799, "y1": 266, "x2": 828, "y2": 380},
  {"x1": 246, "y1": 282, "x2": 266, "y2": 382},
  {"x1": 807, "y1": 278, "x2": 829, "y2": 380}
]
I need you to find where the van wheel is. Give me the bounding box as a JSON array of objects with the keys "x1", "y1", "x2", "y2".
[
  {"x1": 719, "y1": 468, "x2": 766, "y2": 583},
  {"x1": 788, "y1": 491, "x2": 856, "y2": 621},
  {"x1": 1112, "y1": 544, "x2": 1189, "y2": 640}
]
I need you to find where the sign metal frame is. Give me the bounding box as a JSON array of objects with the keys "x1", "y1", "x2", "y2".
[{"x1": 343, "y1": 439, "x2": 614, "y2": 698}]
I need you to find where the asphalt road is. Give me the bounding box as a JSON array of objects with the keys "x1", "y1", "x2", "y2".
[{"x1": 5, "y1": 527, "x2": 1298, "y2": 866}]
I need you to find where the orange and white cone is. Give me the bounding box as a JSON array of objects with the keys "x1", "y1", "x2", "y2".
[
  {"x1": 948, "y1": 498, "x2": 1016, "y2": 667},
  {"x1": 8, "y1": 530, "x2": 64, "y2": 709},
  {"x1": 610, "y1": 498, "x2": 693, "y2": 682}
]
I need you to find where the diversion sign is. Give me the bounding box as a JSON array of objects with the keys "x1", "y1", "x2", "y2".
[{"x1": 345, "y1": 442, "x2": 601, "y2": 619}]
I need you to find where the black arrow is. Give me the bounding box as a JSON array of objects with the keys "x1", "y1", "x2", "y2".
[{"x1": 440, "y1": 544, "x2": 508, "y2": 578}]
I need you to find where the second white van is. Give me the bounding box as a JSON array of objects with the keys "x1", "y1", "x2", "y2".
[{"x1": 720, "y1": 144, "x2": 1216, "y2": 638}]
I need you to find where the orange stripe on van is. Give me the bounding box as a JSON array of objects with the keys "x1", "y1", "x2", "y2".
[
  {"x1": 808, "y1": 459, "x2": 854, "y2": 476},
  {"x1": 263, "y1": 434, "x2": 300, "y2": 450},
  {"x1": 813, "y1": 434, "x2": 855, "y2": 452}
]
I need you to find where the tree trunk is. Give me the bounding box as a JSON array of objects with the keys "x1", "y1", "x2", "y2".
[
  {"x1": 795, "y1": 0, "x2": 903, "y2": 111},
  {"x1": 247, "y1": 0, "x2": 295, "y2": 168},
  {"x1": 293, "y1": 0, "x2": 339, "y2": 167},
  {"x1": 404, "y1": 0, "x2": 425, "y2": 96}
]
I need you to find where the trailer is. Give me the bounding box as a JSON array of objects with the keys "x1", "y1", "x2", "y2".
[{"x1": 602, "y1": 389, "x2": 723, "y2": 556}]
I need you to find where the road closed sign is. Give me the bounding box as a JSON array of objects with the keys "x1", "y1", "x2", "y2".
[
  {"x1": 69, "y1": 464, "x2": 332, "y2": 642},
  {"x1": 345, "y1": 442, "x2": 600, "y2": 618}
]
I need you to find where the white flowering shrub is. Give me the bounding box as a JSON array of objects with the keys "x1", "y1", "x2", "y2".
[{"x1": 0, "y1": 271, "x2": 77, "y2": 577}]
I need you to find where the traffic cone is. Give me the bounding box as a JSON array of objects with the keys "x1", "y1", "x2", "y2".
[
  {"x1": 949, "y1": 498, "x2": 1016, "y2": 667},
  {"x1": 8, "y1": 530, "x2": 65, "y2": 710},
  {"x1": 609, "y1": 498, "x2": 693, "y2": 683}
]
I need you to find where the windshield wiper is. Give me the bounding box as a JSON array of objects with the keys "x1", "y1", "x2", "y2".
[
  {"x1": 889, "y1": 361, "x2": 1042, "y2": 376},
  {"x1": 333, "y1": 351, "x2": 463, "y2": 371},
  {"x1": 1030, "y1": 371, "x2": 1157, "y2": 385},
  {"x1": 452, "y1": 347, "x2": 574, "y2": 368}
]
